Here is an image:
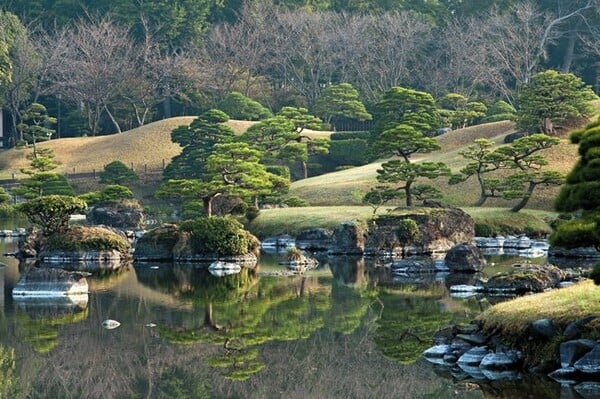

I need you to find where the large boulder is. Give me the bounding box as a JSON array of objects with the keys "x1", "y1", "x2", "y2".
[
  {"x1": 445, "y1": 243, "x2": 486, "y2": 272},
  {"x1": 87, "y1": 199, "x2": 145, "y2": 229},
  {"x1": 133, "y1": 224, "x2": 180, "y2": 262},
  {"x1": 485, "y1": 265, "x2": 565, "y2": 294},
  {"x1": 329, "y1": 221, "x2": 368, "y2": 255},
  {"x1": 296, "y1": 228, "x2": 333, "y2": 250},
  {"x1": 365, "y1": 207, "x2": 475, "y2": 256}
]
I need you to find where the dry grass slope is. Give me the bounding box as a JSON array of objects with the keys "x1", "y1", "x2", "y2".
[{"x1": 0, "y1": 117, "x2": 331, "y2": 180}]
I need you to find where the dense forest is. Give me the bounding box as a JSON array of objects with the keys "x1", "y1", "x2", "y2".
[{"x1": 0, "y1": 0, "x2": 598, "y2": 143}]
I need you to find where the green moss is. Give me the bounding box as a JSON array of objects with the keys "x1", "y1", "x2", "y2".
[{"x1": 45, "y1": 226, "x2": 130, "y2": 252}]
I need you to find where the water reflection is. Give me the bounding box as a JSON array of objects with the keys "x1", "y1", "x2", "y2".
[{"x1": 0, "y1": 238, "x2": 575, "y2": 398}]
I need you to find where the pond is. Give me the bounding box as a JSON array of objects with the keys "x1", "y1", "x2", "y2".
[{"x1": 0, "y1": 238, "x2": 573, "y2": 399}]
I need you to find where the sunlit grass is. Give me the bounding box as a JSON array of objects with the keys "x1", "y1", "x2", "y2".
[{"x1": 479, "y1": 280, "x2": 600, "y2": 336}]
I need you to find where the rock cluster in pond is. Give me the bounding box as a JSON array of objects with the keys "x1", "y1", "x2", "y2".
[
  {"x1": 422, "y1": 322, "x2": 523, "y2": 381},
  {"x1": 425, "y1": 315, "x2": 600, "y2": 386},
  {"x1": 12, "y1": 268, "x2": 89, "y2": 296},
  {"x1": 449, "y1": 264, "x2": 567, "y2": 297},
  {"x1": 134, "y1": 223, "x2": 258, "y2": 268},
  {"x1": 18, "y1": 226, "x2": 131, "y2": 268}
]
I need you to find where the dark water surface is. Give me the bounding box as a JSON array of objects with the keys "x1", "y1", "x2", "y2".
[{"x1": 0, "y1": 237, "x2": 570, "y2": 399}]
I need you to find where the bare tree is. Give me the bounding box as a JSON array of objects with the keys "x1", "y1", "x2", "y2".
[{"x1": 47, "y1": 17, "x2": 137, "y2": 135}]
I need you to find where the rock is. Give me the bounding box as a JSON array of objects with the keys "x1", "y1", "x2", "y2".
[
  {"x1": 365, "y1": 208, "x2": 475, "y2": 256},
  {"x1": 530, "y1": 318, "x2": 559, "y2": 339},
  {"x1": 329, "y1": 221, "x2": 367, "y2": 255},
  {"x1": 561, "y1": 339, "x2": 597, "y2": 368},
  {"x1": 133, "y1": 224, "x2": 180, "y2": 262},
  {"x1": 208, "y1": 261, "x2": 241, "y2": 277},
  {"x1": 564, "y1": 316, "x2": 598, "y2": 339},
  {"x1": 390, "y1": 257, "x2": 437, "y2": 273},
  {"x1": 485, "y1": 265, "x2": 565, "y2": 294},
  {"x1": 12, "y1": 268, "x2": 88, "y2": 297},
  {"x1": 575, "y1": 382, "x2": 600, "y2": 399},
  {"x1": 574, "y1": 345, "x2": 600, "y2": 374},
  {"x1": 457, "y1": 346, "x2": 489, "y2": 367},
  {"x1": 87, "y1": 199, "x2": 145, "y2": 229},
  {"x1": 479, "y1": 350, "x2": 522, "y2": 371},
  {"x1": 444, "y1": 243, "x2": 486, "y2": 272},
  {"x1": 548, "y1": 367, "x2": 580, "y2": 384},
  {"x1": 423, "y1": 344, "x2": 451, "y2": 365},
  {"x1": 455, "y1": 333, "x2": 488, "y2": 346},
  {"x1": 295, "y1": 228, "x2": 332, "y2": 250},
  {"x1": 480, "y1": 369, "x2": 521, "y2": 381},
  {"x1": 102, "y1": 319, "x2": 121, "y2": 329}
]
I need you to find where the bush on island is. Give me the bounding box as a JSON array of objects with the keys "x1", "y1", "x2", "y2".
[{"x1": 180, "y1": 217, "x2": 259, "y2": 256}]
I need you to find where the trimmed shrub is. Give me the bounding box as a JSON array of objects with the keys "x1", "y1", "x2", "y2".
[
  {"x1": 328, "y1": 139, "x2": 372, "y2": 166},
  {"x1": 330, "y1": 131, "x2": 371, "y2": 140},
  {"x1": 549, "y1": 218, "x2": 598, "y2": 248},
  {"x1": 99, "y1": 161, "x2": 139, "y2": 186},
  {"x1": 397, "y1": 219, "x2": 420, "y2": 243},
  {"x1": 180, "y1": 217, "x2": 252, "y2": 256},
  {"x1": 281, "y1": 196, "x2": 310, "y2": 207},
  {"x1": 218, "y1": 92, "x2": 272, "y2": 121}
]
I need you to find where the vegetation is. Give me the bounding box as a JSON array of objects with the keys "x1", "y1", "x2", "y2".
[
  {"x1": 218, "y1": 92, "x2": 272, "y2": 121},
  {"x1": 17, "y1": 195, "x2": 86, "y2": 236},
  {"x1": 98, "y1": 161, "x2": 139, "y2": 186},
  {"x1": 516, "y1": 70, "x2": 597, "y2": 135},
  {"x1": 180, "y1": 216, "x2": 258, "y2": 256},
  {"x1": 45, "y1": 225, "x2": 130, "y2": 252}
]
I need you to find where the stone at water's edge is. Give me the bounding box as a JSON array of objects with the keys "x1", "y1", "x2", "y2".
[
  {"x1": 133, "y1": 224, "x2": 180, "y2": 262},
  {"x1": 296, "y1": 228, "x2": 333, "y2": 250},
  {"x1": 484, "y1": 265, "x2": 565, "y2": 294},
  {"x1": 329, "y1": 222, "x2": 367, "y2": 255},
  {"x1": 574, "y1": 345, "x2": 600, "y2": 374},
  {"x1": 12, "y1": 268, "x2": 88, "y2": 296},
  {"x1": 87, "y1": 199, "x2": 145, "y2": 229},
  {"x1": 444, "y1": 243, "x2": 486, "y2": 272}
]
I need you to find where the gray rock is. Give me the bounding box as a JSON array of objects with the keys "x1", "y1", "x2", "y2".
[
  {"x1": 444, "y1": 243, "x2": 486, "y2": 272},
  {"x1": 574, "y1": 345, "x2": 600, "y2": 374},
  {"x1": 485, "y1": 265, "x2": 565, "y2": 294},
  {"x1": 561, "y1": 339, "x2": 597, "y2": 368},
  {"x1": 423, "y1": 344, "x2": 451, "y2": 365},
  {"x1": 575, "y1": 382, "x2": 600, "y2": 399},
  {"x1": 329, "y1": 222, "x2": 366, "y2": 255},
  {"x1": 530, "y1": 318, "x2": 559, "y2": 339},
  {"x1": 564, "y1": 316, "x2": 598, "y2": 339},
  {"x1": 480, "y1": 369, "x2": 521, "y2": 381},
  {"x1": 295, "y1": 228, "x2": 332, "y2": 250},
  {"x1": 455, "y1": 333, "x2": 488, "y2": 346},
  {"x1": 479, "y1": 350, "x2": 522, "y2": 371},
  {"x1": 548, "y1": 367, "x2": 580, "y2": 384},
  {"x1": 457, "y1": 346, "x2": 489, "y2": 367}
]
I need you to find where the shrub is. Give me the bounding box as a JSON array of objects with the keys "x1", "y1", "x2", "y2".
[
  {"x1": 330, "y1": 131, "x2": 371, "y2": 140},
  {"x1": 590, "y1": 262, "x2": 600, "y2": 285},
  {"x1": 79, "y1": 184, "x2": 134, "y2": 205},
  {"x1": 397, "y1": 219, "x2": 420, "y2": 243},
  {"x1": 329, "y1": 139, "x2": 373, "y2": 166},
  {"x1": 245, "y1": 206, "x2": 260, "y2": 222},
  {"x1": 474, "y1": 222, "x2": 495, "y2": 237},
  {"x1": 549, "y1": 218, "x2": 598, "y2": 248},
  {"x1": 99, "y1": 161, "x2": 139, "y2": 186},
  {"x1": 281, "y1": 196, "x2": 310, "y2": 207},
  {"x1": 480, "y1": 113, "x2": 517, "y2": 123},
  {"x1": 17, "y1": 195, "x2": 87, "y2": 235},
  {"x1": 180, "y1": 217, "x2": 252, "y2": 256},
  {"x1": 218, "y1": 92, "x2": 272, "y2": 121}
]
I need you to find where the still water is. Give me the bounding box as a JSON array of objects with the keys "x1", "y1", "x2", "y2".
[{"x1": 0, "y1": 238, "x2": 568, "y2": 399}]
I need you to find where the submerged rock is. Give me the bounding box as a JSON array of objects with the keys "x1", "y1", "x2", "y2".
[
  {"x1": 445, "y1": 244, "x2": 486, "y2": 272},
  {"x1": 479, "y1": 350, "x2": 522, "y2": 371},
  {"x1": 485, "y1": 265, "x2": 564, "y2": 294}
]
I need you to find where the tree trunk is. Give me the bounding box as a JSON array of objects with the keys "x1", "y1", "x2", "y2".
[
  {"x1": 510, "y1": 181, "x2": 536, "y2": 212},
  {"x1": 203, "y1": 196, "x2": 213, "y2": 218},
  {"x1": 301, "y1": 160, "x2": 308, "y2": 179},
  {"x1": 104, "y1": 105, "x2": 122, "y2": 133},
  {"x1": 405, "y1": 183, "x2": 413, "y2": 207},
  {"x1": 204, "y1": 303, "x2": 213, "y2": 327},
  {"x1": 163, "y1": 97, "x2": 172, "y2": 118},
  {"x1": 541, "y1": 118, "x2": 554, "y2": 135},
  {"x1": 561, "y1": 31, "x2": 576, "y2": 73},
  {"x1": 474, "y1": 174, "x2": 488, "y2": 206}
]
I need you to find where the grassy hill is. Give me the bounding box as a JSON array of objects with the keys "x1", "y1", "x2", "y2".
[
  {"x1": 290, "y1": 120, "x2": 579, "y2": 210},
  {"x1": 0, "y1": 117, "x2": 331, "y2": 180},
  {"x1": 0, "y1": 117, "x2": 582, "y2": 214}
]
